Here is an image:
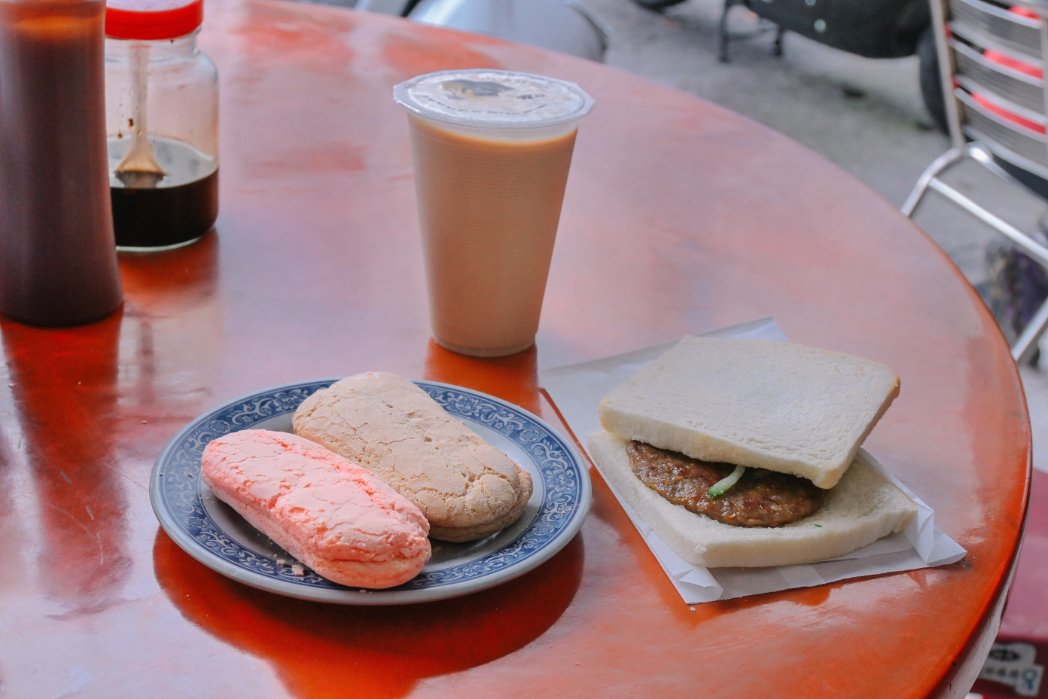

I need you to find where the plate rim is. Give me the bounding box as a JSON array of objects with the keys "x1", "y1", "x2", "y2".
[{"x1": 150, "y1": 377, "x2": 591, "y2": 605}]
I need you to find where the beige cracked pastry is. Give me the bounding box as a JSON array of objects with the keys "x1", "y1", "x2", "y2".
[{"x1": 293, "y1": 372, "x2": 533, "y2": 542}]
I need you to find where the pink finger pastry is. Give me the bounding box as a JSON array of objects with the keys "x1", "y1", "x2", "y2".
[{"x1": 201, "y1": 429, "x2": 432, "y2": 589}]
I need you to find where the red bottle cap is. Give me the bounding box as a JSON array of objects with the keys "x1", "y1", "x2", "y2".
[{"x1": 106, "y1": 0, "x2": 204, "y2": 41}]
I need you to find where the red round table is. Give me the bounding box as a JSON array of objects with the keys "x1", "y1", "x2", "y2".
[{"x1": 0, "y1": 1, "x2": 1030, "y2": 697}]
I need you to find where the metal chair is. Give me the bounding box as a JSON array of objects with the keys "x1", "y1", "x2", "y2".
[{"x1": 902, "y1": 0, "x2": 1048, "y2": 366}]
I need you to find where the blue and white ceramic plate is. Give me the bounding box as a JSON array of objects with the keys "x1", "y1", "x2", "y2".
[{"x1": 150, "y1": 379, "x2": 591, "y2": 605}]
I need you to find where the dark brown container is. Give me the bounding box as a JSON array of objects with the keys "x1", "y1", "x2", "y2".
[{"x1": 0, "y1": 0, "x2": 123, "y2": 326}]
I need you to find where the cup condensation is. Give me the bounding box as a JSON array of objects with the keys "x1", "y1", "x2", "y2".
[{"x1": 394, "y1": 69, "x2": 594, "y2": 357}]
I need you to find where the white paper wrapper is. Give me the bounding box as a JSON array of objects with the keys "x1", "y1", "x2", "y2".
[{"x1": 539, "y1": 318, "x2": 967, "y2": 604}]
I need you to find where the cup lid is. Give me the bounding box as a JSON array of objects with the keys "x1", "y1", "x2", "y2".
[
  {"x1": 393, "y1": 69, "x2": 594, "y2": 131},
  {"x1": 106, "y1": 0, "x2": 203, "y2": 40}
]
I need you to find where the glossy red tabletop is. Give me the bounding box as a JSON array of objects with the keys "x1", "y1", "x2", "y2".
[{"x1": 0, "y1": 2, "x2": 1031, "y2": 697}]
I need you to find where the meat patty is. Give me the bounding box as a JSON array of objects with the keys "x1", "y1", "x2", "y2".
[{"x1": 625, "y1": 441, "x2": 826, "y2": 527}]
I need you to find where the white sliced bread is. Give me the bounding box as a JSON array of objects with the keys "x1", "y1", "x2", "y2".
[
  {"x1": 598, "y1": 337, "x2": 900, "y2": 489},
  {"x1": 587, "y1": 431, "x2": 917, "y2": 568}
]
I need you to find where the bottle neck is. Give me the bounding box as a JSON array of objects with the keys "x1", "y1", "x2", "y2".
[{"x1": 105, "y1": 29, "x2": 200, "y2": 60}]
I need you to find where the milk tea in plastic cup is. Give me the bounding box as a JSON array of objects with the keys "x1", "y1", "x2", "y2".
[{"x1": 394, "y1": 69, "x2": 594, "y2": 357}]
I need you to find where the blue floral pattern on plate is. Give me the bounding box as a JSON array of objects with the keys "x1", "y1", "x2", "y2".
[{"x1": 150, "y1": 379, "x2": 591, "y2": 605}]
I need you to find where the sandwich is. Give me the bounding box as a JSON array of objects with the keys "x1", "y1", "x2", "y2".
[
  {"x1": 293, "y1": 372, "x2": 533, "y2": 543},
  {"x1": 586, "y1": 336, "x2": 918, "y2": 569}
]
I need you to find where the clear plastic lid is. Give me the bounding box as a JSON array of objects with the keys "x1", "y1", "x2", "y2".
[{"x1": 393, "y1": 69, "x2": 594, "y2": 132}]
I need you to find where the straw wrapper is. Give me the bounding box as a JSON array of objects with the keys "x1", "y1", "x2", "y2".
[{"x1": 539, "y1": 318, "x2": 966, "y2": 603}]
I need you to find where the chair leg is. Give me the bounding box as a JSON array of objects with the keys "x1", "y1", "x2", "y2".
[
  {"x1": 901, "y1": 146, "x2": 967, "y2": 217},
  {"x1": 773, "y1": 25, "x2": 785, "y2": 56},
  {"x1": 1013, "y1": 293, "x2": 1048, "y2": 365},
  {"x1": 718, "y1": 0, "x2": 742, "y2": 63},
  {"x1": 925, "y1": 178, "x2": 1048, "y2": 269},
  {"x1": 904, "y1": 144, "x2": 1048, "y2": 364}
]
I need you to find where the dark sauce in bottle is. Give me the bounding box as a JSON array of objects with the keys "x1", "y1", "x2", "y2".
[
  {"x1": 108, "y1": 136, "x2": 218, "y2": 249},
  {"x1": 0, "y1": 0, "x2": 123, "y2": 325}
]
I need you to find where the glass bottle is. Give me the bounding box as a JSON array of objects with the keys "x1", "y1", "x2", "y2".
[
  {"x1": 105, "y1": 0, "x2": 218, "y2": 250},
  {"x1": 0, "y1": 0, "x2": 124, "y2": 326}
]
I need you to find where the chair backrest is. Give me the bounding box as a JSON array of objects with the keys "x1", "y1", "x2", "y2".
[{"x1": 936, "y1": 0, "x2": 1048, "y2": 181}]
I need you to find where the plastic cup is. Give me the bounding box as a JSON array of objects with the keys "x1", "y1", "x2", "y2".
[{"x1": 394, "y1": 69, "x2": 594, "y2": 357}]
